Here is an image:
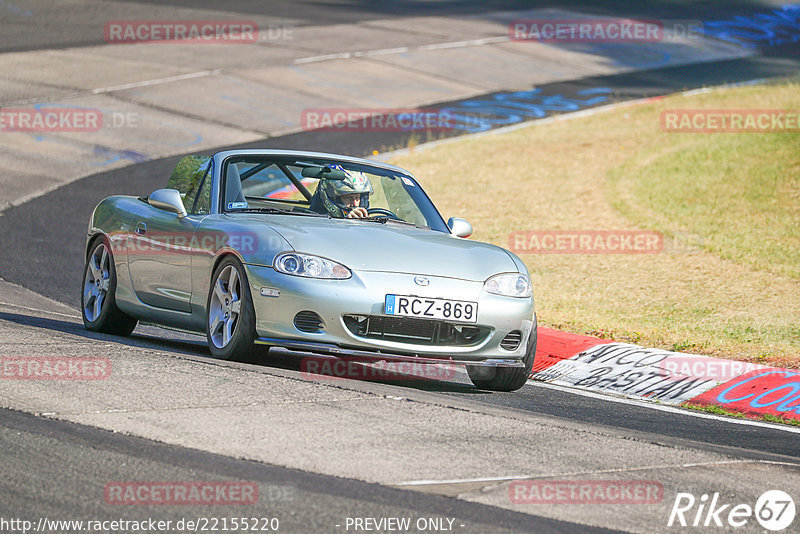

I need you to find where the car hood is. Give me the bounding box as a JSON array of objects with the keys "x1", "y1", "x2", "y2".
[{"x1": 243, "y1": 215, "x2": 518, "y2": 281}]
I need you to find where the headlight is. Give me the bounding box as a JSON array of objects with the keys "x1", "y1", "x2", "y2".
[
  {"x1": 484, "y1": 273, "x2": 532, "y2": 298},
  {"x1": 274, "y1": 252, "x2": 351, "y2": 279}
]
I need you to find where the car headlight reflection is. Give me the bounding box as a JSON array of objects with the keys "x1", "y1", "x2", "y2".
[
  {"x1": 274, "y1": 252, "x2": 351, "y2": 279},
  {"x1": 484, "y1": 273, "x2": 532, "y2": 298}
]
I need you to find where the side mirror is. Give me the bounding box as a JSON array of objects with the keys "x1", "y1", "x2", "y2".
[
  {"x1": 148, "y1": 189, "x2": 187, "y2": 218},
  {"x1": 447, "y1": 217, "x2": 472, "y2": 238}
]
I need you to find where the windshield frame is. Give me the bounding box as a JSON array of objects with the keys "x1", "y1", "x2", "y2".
[{"x1": 216, "y1": 154, "x2": 449, "y2": 233}]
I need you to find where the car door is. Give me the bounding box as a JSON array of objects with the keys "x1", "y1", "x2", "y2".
[
  {"x1": 126, "y1": 155, "x2": 213, "y2": 313},
  {"x1": 126, "y1": 208, "x2": 199, "y2": 313}
]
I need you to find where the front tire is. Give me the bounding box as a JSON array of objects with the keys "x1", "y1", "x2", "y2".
[
  {"x1": 206, "y1": 256, "x2": 257, "y2": 361},
  {"x1": 81, "y1": 237, "x2": 137, "y2": 336},
  {"x1": 467, "y1": 318, "x2": 537, "y2": 392}
]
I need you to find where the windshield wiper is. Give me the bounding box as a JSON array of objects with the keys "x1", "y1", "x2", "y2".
[
  {"x1": 361, "y1": 216, "x2": 426, "y2": 228},
  {"x1": 227, "y1": 207, "x2": 328, "y2": 217}
]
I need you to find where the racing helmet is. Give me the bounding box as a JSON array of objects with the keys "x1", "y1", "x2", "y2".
[{"x1": 319, "y1": 165, "x2": 373, "y2": 216}]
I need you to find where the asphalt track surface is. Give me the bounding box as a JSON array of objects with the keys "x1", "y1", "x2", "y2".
[
  {"x1": 5, "y1": 308, "x2": 800, "y2": 459},
  {"x1": 0, "y1": 0, "x2": 783, "y2": 53},
  {"x1": 2, "y1": 1, "x2": 800, "y2": 532},
  {"x1": 0, "y1": 309, "x2": 798, "y2": 531},
  {"x1": 1, "y1": 303, "x2": 797, "y2": 457},
  {"x1": 1, "y1": 407, "x2": 608, "y2": 534}
]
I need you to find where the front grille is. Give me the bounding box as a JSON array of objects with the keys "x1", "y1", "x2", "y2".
[
  {"x1": 500, "y1": 330, "x2": 522, "y2": 351},
  {"x1": 343, "y1": 315, "x2": 488, "y2": 346},
  {"x1": 294, "y1": 311, "x2": 325, "y2": 333}
]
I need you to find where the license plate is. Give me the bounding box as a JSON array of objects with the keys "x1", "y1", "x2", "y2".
[{"x1": 384, "y1": 295, "x2": 478, "y2": 323}]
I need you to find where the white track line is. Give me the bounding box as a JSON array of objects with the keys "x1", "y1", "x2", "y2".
[
  {"x1": 531, "y1": 381, "x2": 800, "y2": 434},
  {"x1": 0, "y1": 300, "x2": 80, "y2": 320},
  {"x1": 90, "y1": 69, "x2": 222, "y2": 95},
  {"x1": 293, "y1": 36, "x2": 510, "y2": 65},
  {"x1": 292, "y1": 52, "x2": 353, "y2": 64},
  {"x1": 361, "y1": 46, "x2": 410, "y2": 56},
  {"x1": 418, "y1": 36, "x2": 509, "y2": 50},
  {"x1": 395, "y1": 459, "x2": 800, "y2": 487}
]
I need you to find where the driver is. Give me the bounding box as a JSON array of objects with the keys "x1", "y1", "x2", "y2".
[{"x1": 313, "y1": 166, "x2": 373, "y2": 219}]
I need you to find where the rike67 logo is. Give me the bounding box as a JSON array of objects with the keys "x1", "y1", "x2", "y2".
[{"x1": 668, "y1": 490, "x2": 795, "y2": 531}]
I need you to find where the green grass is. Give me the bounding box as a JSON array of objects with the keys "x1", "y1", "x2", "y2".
[
  {"x1": 762, "y1": 413, "x2": 800, "y2": 427},
  {"x1": 608, "y1": 127, "x2": 800, "y2": 281},
  {"x1": 682, "y1": 402, "x2": 746, "y2": 418},
  {"x1": 683, "y1": 402, "x2": 800, "y2": 427}
]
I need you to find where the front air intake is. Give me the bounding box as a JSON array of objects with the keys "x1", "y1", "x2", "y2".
[
  {"x1": 294, "y1": 311, "x2": 325, "y2": 333},
  {"x1": 500, "y1": 330, "x2": 522, "y2": 351},
  {"x1": 342, "y1": 315, "x2": 489, "y2": 346}
]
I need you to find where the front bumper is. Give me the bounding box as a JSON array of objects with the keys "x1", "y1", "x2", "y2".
[{"x1": 244, "y1": 264, "x2": 535, "y2": 366}]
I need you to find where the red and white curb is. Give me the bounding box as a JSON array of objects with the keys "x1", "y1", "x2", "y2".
[{"x1": 532, "y1": 329, "x2": 799, "y2": 422}]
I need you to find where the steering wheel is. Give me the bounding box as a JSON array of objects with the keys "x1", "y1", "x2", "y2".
[{"x1": 367, "y1": 207, "x2": 400, "y2": 219}]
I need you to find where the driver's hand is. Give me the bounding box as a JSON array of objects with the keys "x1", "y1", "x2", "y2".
[{"x1": 346, "y1": 207, "x2": 368, "y2": 218}]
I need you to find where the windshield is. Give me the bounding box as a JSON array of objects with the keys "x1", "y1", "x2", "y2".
[{"x1": 221, "y1": 156, "x2": 448, "y2": 232}]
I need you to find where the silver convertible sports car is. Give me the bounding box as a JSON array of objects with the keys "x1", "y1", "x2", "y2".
[{"x1": 82, "y1": 149, "x2": 537, "y2": 391}]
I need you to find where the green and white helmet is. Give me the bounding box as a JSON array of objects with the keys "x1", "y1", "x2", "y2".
[
  {"x1": 323, "y1": 165, "x2": 373, "y2": 198},
  {"x1": 318, "y1": 165, "x2": 373, "y2": 217}
]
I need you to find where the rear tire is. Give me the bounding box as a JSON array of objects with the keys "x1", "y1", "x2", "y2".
[
  {"x1": 81, "y1": 237, "x2": 138, "y2": 336},
  {"x1": 206, "y1": 256, "x2": 257, "y2": 361},
  {"x1": 467, "y1": 318, "x2": 537, "y2": 392}
]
